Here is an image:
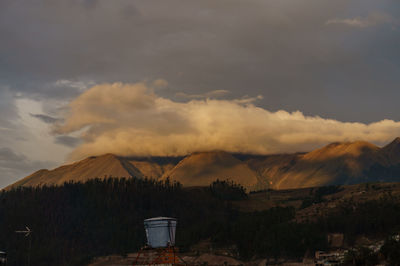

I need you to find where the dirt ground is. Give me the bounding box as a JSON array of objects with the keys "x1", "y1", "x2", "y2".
[{"x1": 88, "y1": 252, "x2": 315, "y2": 266}]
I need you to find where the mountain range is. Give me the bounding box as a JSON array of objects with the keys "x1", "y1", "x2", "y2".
[{"x1": 6, "y1": 137, "x2": 400, "y2": 191}]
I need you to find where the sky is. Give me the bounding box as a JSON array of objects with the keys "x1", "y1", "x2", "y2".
[{"x1": 1, "y1": 0, "x2": 400, "y2": 188}]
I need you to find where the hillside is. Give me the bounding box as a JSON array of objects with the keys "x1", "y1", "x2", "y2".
[
  {"x1": 2, "y1": 178, "x2": 400, "y2": 265},
  {"x1": 6, "y1": 138, "x2": 400, "y2": 190},
  {"x1": 272, "y1": 141, "x2": 381, "y2": 189},
  {"x1": 244, "y1": 139, "x2": 400, "y2": 189},
  {"x1": 381, "y1": 137, "x2": 400, "y2": 165},
  {"x1": 160, "y1": 151, "x2": 262, "y2": 191},
  {"x1": 127, "y1": 156, "x2": 182, "y2": 180},
  {"x1": 6, "y1": 154, "x2": 144, "y2": 189}
]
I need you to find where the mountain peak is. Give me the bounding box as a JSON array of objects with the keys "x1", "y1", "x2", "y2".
[
  {"x1": 161, "y1": 150, "x2": 259, "y2": 190},
  {"x1": 382, "y1": 137, "x2": 400, "y2": 151},
  {"x1": 304, "y1": 140, "x2": 378, "y2": 161},
  {"x1": 7, "y1": 153, "x2": 143, "y2": 190},
  {"x1": 381, "y1": 137, "x2": 400, "y2": 164},
  {"x1": 388, "y1": 137, "x2": 400, "y2": 145}
]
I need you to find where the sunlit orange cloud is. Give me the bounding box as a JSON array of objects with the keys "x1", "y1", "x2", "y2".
[{"x1": 55, "y1": 81, "x2": 400, "y2": 161}]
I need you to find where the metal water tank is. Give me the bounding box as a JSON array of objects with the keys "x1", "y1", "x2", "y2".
[{"x1": 144, "y1": 217, "x2": 177, "y2": 248}]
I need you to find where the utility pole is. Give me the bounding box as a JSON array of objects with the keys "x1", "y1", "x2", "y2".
[{"x1": 15, "y1": 226, "x2": 32, "y2": 266}]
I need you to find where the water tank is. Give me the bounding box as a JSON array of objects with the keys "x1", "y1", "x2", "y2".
[{"x1": 144, "y1": 217, "x2": 177, "y2": 248}]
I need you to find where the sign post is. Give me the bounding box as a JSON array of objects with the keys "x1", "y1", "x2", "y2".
[{"x1": 15, "y1": 226, "x2": 32, "y2": 266}]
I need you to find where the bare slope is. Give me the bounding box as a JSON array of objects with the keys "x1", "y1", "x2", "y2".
[
  {"x1": 273, "y1": 141, "x2": 380, "y2": 189},
  {"x1": 161, "y1": 151, "x2": 261, "y2": 191},
  {"x1": 7, "y1": 154, "x2": 144, "y2": 189},
  {"x1": 381, "y1": 137, "x2": 400, "y2": 165},
  {"x1": 246, "y1": 140, "x2": 400, "y2": 190},
  {"x1": 128, "y1": 157, "x2": 181, "y2": 180}
]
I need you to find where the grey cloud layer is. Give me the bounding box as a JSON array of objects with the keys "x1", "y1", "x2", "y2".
[
  {"x1": 0, "y1": 88, "x2": 26, "y2": 145},
  {"x1": 0, "y1": 0, "x2": 399, "y2": 122},
  {"x1": 0, "y1": 147, "x2": 54, "y2": 188}
]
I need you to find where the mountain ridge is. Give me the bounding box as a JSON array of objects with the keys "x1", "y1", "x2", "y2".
[
  {"x1": 6, "y1": 138, "x2": 400, "y2": 190},
  {"x1": 6, "y1": 154, "x2": 144, "y2": 189}
]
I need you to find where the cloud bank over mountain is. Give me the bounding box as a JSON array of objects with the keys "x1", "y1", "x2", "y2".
[{"x1": 56, "y1": 82, "x2": 400, "y2": 160}]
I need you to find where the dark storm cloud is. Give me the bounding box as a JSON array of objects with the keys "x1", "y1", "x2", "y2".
[
  {"x1": 30, "y1": 113, "x2": 61, "y2": 124},
  {"x1": 0, "y1": 0, "x2": 399, "y2": 121},
  {"x1": 55, "y1": 136, "x2": 81, "y2": 147}
]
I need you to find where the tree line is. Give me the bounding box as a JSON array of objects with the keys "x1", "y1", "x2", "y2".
[{"x1": 1, "y1": 178, "x2": 400, "y2": 265}]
